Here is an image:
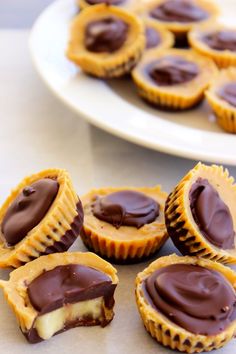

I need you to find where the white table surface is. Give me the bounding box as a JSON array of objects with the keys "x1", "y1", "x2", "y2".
[{"x1": 1, "y1": 2, "x2": 236, "y2": 353}]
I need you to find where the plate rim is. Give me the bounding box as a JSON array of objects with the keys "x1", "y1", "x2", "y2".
[{"x1": 29, "y1": 0, "x2": 236, "y2": 166}]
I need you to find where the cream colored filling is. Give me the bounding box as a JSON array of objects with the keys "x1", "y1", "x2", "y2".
[{"x1": 34, "y1": 297, "x2": 103, "y2": 340}]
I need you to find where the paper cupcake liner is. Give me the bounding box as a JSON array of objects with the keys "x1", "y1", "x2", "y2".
[
  {"x1": 165, "y1": 163, "x2": 236, "y2": 264},
  {"x1": 81, "y1": 225, "x2": 168, "y2": 263},
  {"x1": 0, "y1": 252, "x2": 118, "y2": 336},
  {"x1": 135, "y1": 254, "x2": 236, "y2": 353},
  {"x1": 67, "y1": 4, "x2": 145, "y2": 78},
  {"x1": 0, "y1": 169, "x2": 82, "y2": 268}
]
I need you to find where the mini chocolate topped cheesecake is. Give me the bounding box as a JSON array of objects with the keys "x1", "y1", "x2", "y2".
[
  {"x1": 144, "y1": 19, "x2": 174, "y2": 51},
  {"x1": 0, "y1": 169, "x2": 83, "y2": 268},
  {"x1": 165, "y1": 163, "x2": 236, "y2": 264},
  {"x1": 189, "y1": 24, "x2": 236, "y2": 68},
  {"x1": 81, "y1": 186, "x2": 168, "y2": 263},
  {"x1": 0, "y1": 252, "x2": 118, "y2": 343},
  {"x1": 138, "y1": 0, "x2": 218, "y2": 41},
  {"x1": 67, "y1": 4, "x2": 145, "y2": 78},
  {"x1": 132, "y1": 48, "x2": 217, "y2": 110},
  {"x1": 78, "y1": 0, "x2": 139, "y2": 12},
  {"x1": 205, "y1": 68, "x2": 236, "y2": 133},
  {"x1": 136, "y1": 254, "x2": 236, "y2": 353}
]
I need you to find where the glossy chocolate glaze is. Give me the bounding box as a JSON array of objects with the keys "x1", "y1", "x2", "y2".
[
  {"x1": 28, "y1": 264, "x2": 116, "y2": 315},
  {"x1": 85, "y1": 17, "x2": 128, "y2": 53},
  {"x1": 189, "y1": 178, "x2": 235, "y2": 249},
  {"x1": 144, "y1": 263, "x2": 236, "y2": 335},
  {"x1": 86, "y1": 0, "x2": 125, "y2": 4},
  {"x1": 203, "y1": 31, "x2": 236, "y2": 51},
  {"x1": 146, "y1": 56, "x2": 199, "y2": 86},
  {"x1": 92, "y1": 190, "x2": 159, "y2": 228},
  {"x1": 145, "y1": 27, "x2": 161, "y2": 49},
  {"x1": 218, "y1": 83, "x2": 236, "y2": 108},
  {"x1": 150, "y1": 0, "x2": 208, "y2": 23},
  {"x1": 1, "y1": 179, "x2": 59, "y2": 246}
]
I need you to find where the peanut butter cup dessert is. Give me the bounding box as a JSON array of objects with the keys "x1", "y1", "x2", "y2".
[
  {"x1": 81, "y1": 186, "x2": 168, "y2": 263},
  {"x1": 189, "y1": 24, "x2": 236, "y2": 68},
  {"x1": 206, "y1": 68, "x2": 236, "y2": 133},
  {"x1": 78, "y1": 0, "x2": 138, "y2": 12},
  {"x1": 0, "y1": 252, "x2": 118, "y2": 343},
  {"x1": 136, "y1": 254, "x2": 236, "y2": 353},
  {"x1": 67, "y1": 4, "x2": 145, "y2": 78},
  {"x1": 144, "y1": 19, "x2": 174, "y2": 51},
  {"x1": 0, "y1": 169, "x2": 83, "y2": 268},
  {"x1": 139, "y1": 0, "x2": 218, "y2": 46},
  {"x1": 165, "y1": 163, "x2": 236, "y2": 264},
  {"x1": 132, "y1": 48, "x2": 217, "y2": 110}
]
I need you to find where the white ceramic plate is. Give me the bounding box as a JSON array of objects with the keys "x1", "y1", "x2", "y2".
[{"x1": 30, "y1": 0, "x2": 236, "y2": 165}]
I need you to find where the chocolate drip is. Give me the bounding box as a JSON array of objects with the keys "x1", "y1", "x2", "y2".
[
  {"x1": 147, "y1": 56, "x2": 199, "y2": 86},
  {"x1": 145, "y1": 27, "x2": 161, "y2": 49},
  {"x1": 28, "y1": 264, "x2": 116, "y2": 315},
  {"x1": 150, "y1": 0, "x2": 208, "y2": 23},
  {"x1": 85, "y1": 17, "x2": 128, "y2": 53},
  {"x1": 1, "y1": 179, "x2": 59, "y2": 246},
  {"x1": 203, "y1": 31, "x2": 236, "y2": 51},
  {"x1": 92, "y1": 190, "x2": 159, "y2": 228},
  {"x1": 86, "y1": 0, "x2": 125, "y2": 4},
  {"x1": 218, "y1": 83, "x2": 236, "y2": 108},
  {"x1": 145, "y1": 264, "x2": 236, "y2": 335},
  {"x1": 189, "y1": 178, "x2": 235, "y2": 249}
]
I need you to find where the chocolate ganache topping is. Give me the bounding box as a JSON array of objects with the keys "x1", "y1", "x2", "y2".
[
  {"x1": 1, "y1": 179, "x2": 59, "y2": 247},
  {"x1": 147, "y1": 56, "x2": 199, "y2": 86},
  {"x1": 189, "y1": 178, "x2": 235, "y2": 249},
  {"x1": 145, "y1": 27, "x2": 161, "y2": 49},
  {"x1": 85, "y1": 17, "x2": 129, "y2": 53},
  {"x1": 145, "y1": 264, "x2": 236, "y2": 335},
  {"x1": 218, "y1": 83, "x2": 236, "y2": 108},
  {"x1": 92, "y1": 190, "x2": 159, "y2": 228},
  {"x1": 150, "y1": 0, "x2": 208, "y2": 23},
  {"x1": 86, "y1": 0, "x2": 125, "y2": 4},
  {"x1": 203, "y1": 31, "x2": 236, "y2": 52},
  {"x1": 28, "y1": 264, "x2": 116, "y2": 314}
]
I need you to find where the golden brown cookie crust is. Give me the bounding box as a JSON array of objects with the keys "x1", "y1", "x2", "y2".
[
  {"x1": 81, "y1": 186, "x2": 168, "y2": 262},
  {"x1": 0, "y1": 252, "x2": 118, "y2": 334},
  {"x1": 132, "y1": 48, "x2": 218, "y2": 110},
  {"x1": 205, "y1": 68, "x2": 236, "y2": 133},
  {"x1": 189, "y1": 23, "x2": 236, "y2": 68},
  {"x1": 67, "y1": 4, "x2": 145, "y2": 78},
  {"x1": 138, "y1": 0, "x2": 219, "y2": 35},
  {"x1": 0, "y1": 169, "x2": 80, "y2": 268},
  {"x1": 135, "y1": 254, "x2": 236, "y2": 353},
  {"x1": 165, "y1": 162, "x2": 236, "y2": 264}
]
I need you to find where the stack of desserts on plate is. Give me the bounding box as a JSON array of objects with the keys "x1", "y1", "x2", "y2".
[
  {"x1": 0, "y1": 162, "x2": 236, "y2": 353},
  {"x1": 67, "y1": 0, "x2": 236, "y2": 133}
]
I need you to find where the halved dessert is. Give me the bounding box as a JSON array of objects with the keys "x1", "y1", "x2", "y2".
[
  {"x1": 189, "y1": 24, "x2": 236, "y2": 68},
  {"x1": 132, "y1": 48, "x2": 218, "y2": 110},
  {"x1": 205, "y1": 68, "x2": 236, "y2": 133},
  {"x1": 144, "y1": 18, "x2": 174, "y2": 50},
  {"x1": 0, "y1": 252, "x2": 118, "y2": 343},
  {"x1": 165, "y1": 162, "x2": 236, "y2": 264},
  {"x1": 136, "y1": 254, "x2": 236, "y2": 353},
  {"x1": 81, "y1": 186, "x2": 168, "y2": 263},
  {"x1": 67, "y1": 4, "x2": 145, "y2": 78},
  {"x1": 0, "y1": 169, "x2": 83, "y2": 268}
]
